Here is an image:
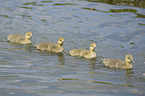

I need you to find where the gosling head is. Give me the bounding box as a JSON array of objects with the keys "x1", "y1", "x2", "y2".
[
  {"x1": 125, "y1": 54, "x2": 135, "y2": 64},
  {"x1": 90, "y1": 43, "x2": 96, "y2": 52},
  {"x1": 25, "y1": 32, "x2": 32, "y2": 40},
  {"x1": 58, "y1": 37, "x2": 64, "y2": 46}
]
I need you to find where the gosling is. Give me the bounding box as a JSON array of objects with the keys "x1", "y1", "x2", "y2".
[
  {"x1": 69, "y1": 43, "x2": 97, "y2": 59},
  {"x1": 7, "y1": 32, "x2": 32, "y2": 44},
  {"x1": 34, "y1": 37, "x2": 64, "y2": 53},
  {"x1": 103, "y1": 54, "x2": 135, "y2": 69}
]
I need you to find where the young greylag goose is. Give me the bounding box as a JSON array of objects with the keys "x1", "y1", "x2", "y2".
[
  {"x1": 103, "y1": 54, "x2": 135, "y2": 69},
  {"x1": 35, "y1": 37, "x2": 64, "y2": 53},
  {"x1": 69, "y1": 43, "x2": 97, "y2": 59},
  {"x1": 7, "y1": 32, "x2": 32, "y2": 44}
]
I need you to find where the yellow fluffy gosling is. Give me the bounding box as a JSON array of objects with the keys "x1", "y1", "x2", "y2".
[
  {"x1": 7, "y1": 32, "x2": 32, "y2": 44},
  {"x1": 35, "y1": 37, "x2": 64, "y2": 53},
  {"x1": 103, "y1": 54, "x2": 135, "y2": 69},
  {"x1": 69, "y1": 43, "x2": 97, "y2": 59}
]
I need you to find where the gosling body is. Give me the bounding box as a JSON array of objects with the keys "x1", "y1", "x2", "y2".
[
  {"x1": 103, "y1": 54, "x2": 135, "y2": 69},
  {"x1": 69, "y1": 43, "x2": 96, "y2": 59},
  {"x1": 35, "y1": 37, "x2": 64, "y2": 53},
  {"x1": 7, "y1": 32, "x2": 32, "y2": 44}
]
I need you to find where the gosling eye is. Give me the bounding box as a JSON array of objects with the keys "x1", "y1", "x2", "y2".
[
  {"x1": 60, "y1": 40, "x2": 62, "y2": 41},
  {"x1": 128, "y1": 58, "x2": 130, "y2": 59},
  {"x1": 27, "y1": 34, "x2": 30, "y2": 36},
  {"x1": 92, "y1": 46, "x2": 93, "y2": 47}
]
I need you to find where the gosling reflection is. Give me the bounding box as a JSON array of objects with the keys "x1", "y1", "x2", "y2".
[
  {"x1": 7, "y1": 42, "x2": 32, "y2": 52},
  {"x1": 125, "y1": 69, "x2": 134, "y2": 78},
  {"x1": 56, "y1": 53, "x2": 65, "y2": 65},
  {"x1": 89, "y1": 56, "x2": 103, "y2": 70},
  {"x1": 88, "y1": 58, "x2": 97, "y2": 70},
  {"x1": 124, "y1": 69, "x2": 135, "y2": 89},
  {"x1": 85, "y1": 0, "x2": 145, "y2": 8}
]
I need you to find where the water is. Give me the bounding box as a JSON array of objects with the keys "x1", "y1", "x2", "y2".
[{"x1": 0, "y1": 0, "x2": 145, "y2": 96}]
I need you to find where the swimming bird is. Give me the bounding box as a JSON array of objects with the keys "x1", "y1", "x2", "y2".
[
  {"x1": 7, "y1": 32, "x2": 32, "y2": 44},
  {"x1": 69, "y1": 43, "x2": 97, "y2": 59},
  {"x1": 34, "y1": 37, "x2": 64, "y2": 53},
  {"x1": 103, "y1": 54, "x2": 135, "y2": 69}
]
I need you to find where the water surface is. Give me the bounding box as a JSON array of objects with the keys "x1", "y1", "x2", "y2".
[{"x1": 0, "y1": 0, "x2": 145, "y2": 96}]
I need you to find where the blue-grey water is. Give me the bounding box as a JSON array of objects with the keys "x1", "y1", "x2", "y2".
[{"x1": 0, "y1": 0, "x2": 145, "y2": 96}]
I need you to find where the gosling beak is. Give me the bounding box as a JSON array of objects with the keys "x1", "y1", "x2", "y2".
[
  {"x1": 95, "y1": 47, "x2": 97, "y2": 51},
  {"x1": 131, "y1": 59, "x2": 135, "y2": 63},
  {"x1": 63, "y1": 42, "x2": 65, "y2": 45}
]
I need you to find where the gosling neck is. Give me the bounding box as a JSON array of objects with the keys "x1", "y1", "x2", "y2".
[
  {"x1": 25, "y1": 36, "x2": 31, "y2": 42},
  {"x1": 57, "y1": 43, "x2": 64, "y2": 52},
  {"x1": 87, "y1": 49, "x2": 96, "y2": 58},
  {"x1": 57, "y1": 43, "x2": 63, "y2": 48},
  {"x1": 90, "y1": 50, "x2": 93, "y2": 54},
  {"x1": 125, "y1": 59, "x2": 132, "y2": 68},
  {"x1": 90, "y1": 47, "x2": 95, "y2": 53}
]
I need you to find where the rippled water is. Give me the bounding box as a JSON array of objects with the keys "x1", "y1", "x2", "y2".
[{"x1": 0, "y1": 0, "x2": 145, "y2": 96}]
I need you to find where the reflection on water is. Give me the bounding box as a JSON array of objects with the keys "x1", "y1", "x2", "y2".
[
  {"x1": 58, "y1": 77, "x2": 136, "y2": 88},
  {"x1": 41, "y1": 1, "x2": 53, "y2": 3},
  {"x1": 88, "y1": 80, "x2": 135, "y2": 87},
  {"x1": 1, "y1": 75, "x2": 18, "y2": 77},
  {"x1": 58, "y1": 78, "x2": 81, "y2": 81},
  {"x1": 110, "y1": 9, "x2": 137, "y2": 13},
  {"x1": 85, "y1": 0, "x2": 145, "y2": 8},
  {"x1": 15, "y1": 6, "x2": 33, "y2": 9},
  {"x1": 0, "y1": 15, "x2": 13, "y2": 18},
  {"x1": 56, "y1": 53, "x2": 65, "y2": 65},
  {"x1": 83, "y1": 7, "x2": 145, "y2": 18},
  {"x1": 23, "y1": 2, "x2": 37, "y2": 5},
  {"x1": 136, "y1": 13, "x2": 145, "y2": 18},
  {"x1": 23, "y1": 2, "x2": 44, "y2": 6},
  {"x1": 53, "y1": 3, "x2": 77, "y2": 5},
  {"x1": 16, "y1": 14, "x2": 31, "y2": 18},
  {"x1": 0, "y1": 0, "x2": 145, "y2": 95},
  {"x1": 138, "y1": 23, "x2": 145, "y2": 25},
  {"x1": 125, "y1": 69, "x2": 134, "y2": 78},
  {"x1": 88, "y1": 59, "x2": 97, "y2": 70},
  {"x1": 8, "y1": 42, "x2": 32, "y2": 50}
]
